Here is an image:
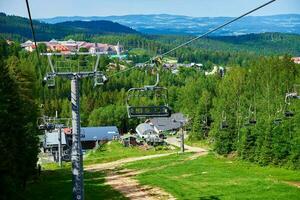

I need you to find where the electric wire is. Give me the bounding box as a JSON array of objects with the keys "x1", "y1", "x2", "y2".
[{"x1": 109, "y1": 0, "x2": 276, "y2": 78}]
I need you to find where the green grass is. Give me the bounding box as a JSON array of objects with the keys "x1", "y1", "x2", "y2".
[
  {"x1": 124, "y1": 153, "x2": 300, "y2": 200},
  {"x1": 25, "y1": 141, "x2": 174, "y2": 199},
  {"x1": 25, "y1": 167, "x2": 127, "y2": 200},
  {"x1": 129, "y1": 48, "x2": 149, "y2": 55},
  {"x1": 84, "y1": 141, "x2": 174, "y2": 165},
  {"x1": 185, "y1": 139, "x2": 212, "y2": 150}
]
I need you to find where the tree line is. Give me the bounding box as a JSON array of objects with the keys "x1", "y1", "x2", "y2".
[{"x1": 0, "y1": 40, "x2": 39, "y2": 199}]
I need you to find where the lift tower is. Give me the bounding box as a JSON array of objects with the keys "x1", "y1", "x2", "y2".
[{"x1": 41, "y1": 52, "x2": 108, "y2": 200}]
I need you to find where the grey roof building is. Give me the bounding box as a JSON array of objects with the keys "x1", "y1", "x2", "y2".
[
  {"x1": 80, "y1": 126, "x2": 119, "y2": 141},
  {"x1": 149, "y1": 113, "x2": 188, "y2": 132}
]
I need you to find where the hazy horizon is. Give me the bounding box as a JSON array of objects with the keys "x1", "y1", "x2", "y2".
[
  {"x1": 1, "y1": 0, "x2": 299, "y2": 19},
  {"x1": 36, "y1": 13, "x2": 300, "y2": 20}
]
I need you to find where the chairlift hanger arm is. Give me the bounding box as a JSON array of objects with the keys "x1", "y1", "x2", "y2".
[
  {"x1": 47, "y1": 55, "x2": 55, "y2": 73},
  {"x1": 144, "y1": 74, "x2": 160, "y2": 89},
  {"x1": 94, "y1": 54, "x2": 101, "y2": 72}
]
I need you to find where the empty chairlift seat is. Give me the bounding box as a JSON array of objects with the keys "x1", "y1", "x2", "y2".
[{"x1": 126, "y1": 86, "x2": 172, "y2": 118}]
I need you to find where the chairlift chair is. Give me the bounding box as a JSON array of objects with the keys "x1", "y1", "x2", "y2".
[
  {"x1": 273, "y1": 118, "x2": 282, "y2": 125},
  {"x1": 37, "y1": 116, "x2": 55, "y2": 131},
  {"x1": 126, "y1": 62, "x2": 172, "y2": 118},
  {"x1": 248, "y1": 119, "x2": 257, "y2": 125},
  {"x1": 202, "y1": 116, "x2": 210, "y2": 131},
  {"x1": 220, "y1": 111, "x2": 229, "y2": 129},
  {"x1": 47, "y1": 76, "x2": 55, "y2": 89},
  {"x1": 202, "y1": 125, "x2": 210, "y2": 131},
  {"x1": 126, "y1": 85, "x2": 172, "y2": 118},
  {"x1": 286, "y1": 84, "x2": 300, "y2": 99},
  {"x1": 284, "y1": 92, "x2": 295, "y2": 118},
  {"x1": 273, "y1": 105, "x2": 283, "y2": 125},
  {"x1": 94, "y1": 72, "x2": 108, "y2": 87},
  {"x1": 246, "y1": 105, "x2": 257, "y2": 125},
  {"x1": 220, "y1": 120, "x2": 229, "y2": 129},
  {"x1": 284, "y1": 111, "x2": 294, "y2": 118},
  {"x1": 45, "y1": 123, "x2": 55, "y2": 131},
  {"x1": 37, "y1": 116, "x2": 46, "y2": 130}
]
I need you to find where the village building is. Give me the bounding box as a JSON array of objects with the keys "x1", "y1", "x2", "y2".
[
  {"x1": 135, "y1": 123, "x2": 163, "y2": 145},
  {"x1": 43, "y1": 126, "x2": 119, "y2": 158},
  {"x1": 149, "y1": 113, "x2": 188, "y2": 133},
  {"x1": 292, "y1": 57, "x2": 300, "y2": 64},
  {"x1": 20, "y1": 39, "x2": 124, "y2": 55},
  {"x1": 121, "y1": 134, "x2": 143, "y2": 147},
  {"x1": 80, "y1": 126, "x2": 119, "y2": 149}
]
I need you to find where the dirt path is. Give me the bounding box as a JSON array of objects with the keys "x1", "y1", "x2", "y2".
[
  {"x1": 285, "y1": 181, "x2": 300, "y2": 189},
  {"x1": 85, "y1": 138, "x2": 208, "y2": 199},
  {"x1": 106, "y1": 169, "x2": 176, "y2": 200},
  {"x1": 165, "y1": 136, "x2": 208, "y2": 154},
  {"x1": 85, "y1": 153, "x2": 174, "y2": 171}
]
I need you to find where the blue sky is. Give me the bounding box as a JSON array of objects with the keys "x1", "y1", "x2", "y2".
[{"x1": 0, "y1": 0, "x2": 299, "y2": 18}]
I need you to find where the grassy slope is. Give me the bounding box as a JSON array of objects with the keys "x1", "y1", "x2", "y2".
[
  {"x1": 25, "y1": 142, "x2": 173, "y2": 199},
  {"x1": 125, "y1": 153, "x2": 300, "y2": 200},
  {"x1": 84, "y1": 141, "x2": 174, "y2": 165},
  {"x1": 25, "y1": 167, "x2": 127, "y2": 200}
]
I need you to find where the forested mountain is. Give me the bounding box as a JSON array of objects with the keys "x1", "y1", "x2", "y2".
[
  {"x1": 0, "y1": 13, "x2": 138, "y2": 41},
  {"x1": 40, "y1": 14, "x2": 300, "y2": 35},
  {"x1": 155, "y1": 33, "x2": 300, "y2": 56},
  {"x1": 1, "y1": 13, "x2": 300, "y2": 56},
  {"x1": 57, "y1": 20, "x2": 138, "y2": 35}
]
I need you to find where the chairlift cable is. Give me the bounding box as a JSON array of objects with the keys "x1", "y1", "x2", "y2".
[
  {"x1": 160, "y1": 0, "x2": 276, "y2": 57},
  {"x1": 25, "y1": 0, "x2": 41, "y2": 63},
  {"x1": 109, "y1": 0, "x2": 277, "y2": 78}
]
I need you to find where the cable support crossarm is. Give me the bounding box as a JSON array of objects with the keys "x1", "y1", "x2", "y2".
[{"x1": 108, "y1": 0, "x2": 276, "y2": 78}]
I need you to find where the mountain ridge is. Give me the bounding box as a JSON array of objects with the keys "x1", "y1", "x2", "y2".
[
  {"x1": 39, "y1": 14, "x2": 300, "y2": 36},
  {"x1": 0, "y1": 13, "x2": 138, "y2": 41}
]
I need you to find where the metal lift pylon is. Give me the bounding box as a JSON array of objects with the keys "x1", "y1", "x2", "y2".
[{"x1": 41, "y1": 52, "x2": 108, "y2": 200}]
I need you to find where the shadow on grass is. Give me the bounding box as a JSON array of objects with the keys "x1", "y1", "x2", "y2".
[
  {"x1": 199, "y1": 195, "x2": 221, "y2": 200},
  {"x1": 25, "y1": 168, "x2": 127, "y2": 200}
]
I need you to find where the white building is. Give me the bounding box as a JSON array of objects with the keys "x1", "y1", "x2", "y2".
[{"x1": 135, "y1": 123, "x2": 161, "y2": 144}]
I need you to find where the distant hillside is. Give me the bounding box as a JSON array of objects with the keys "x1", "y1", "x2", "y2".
[
  {"x1": 0, "y1": 13, "x2": 138, "y2": 41},
  {"x1": 57, "y1": 20, "x2": 138, "y2": 35},
  {"x1": 152, "y1": 32, "x2": 300, "y2": 55},
  {"x1": 39, "y1": 14, "x2": 300, "y2": 36}
]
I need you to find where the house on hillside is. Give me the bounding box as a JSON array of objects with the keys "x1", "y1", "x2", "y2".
[{"x1": 80, "y1": 126, "x2": 119, "y2": 149}]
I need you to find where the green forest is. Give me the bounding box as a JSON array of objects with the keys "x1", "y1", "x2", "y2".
[{"x1": 1, "y1": 27, "x2": 300, "y2": 199}]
